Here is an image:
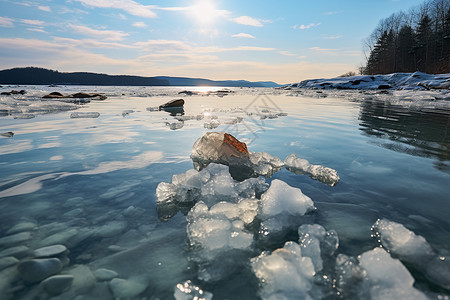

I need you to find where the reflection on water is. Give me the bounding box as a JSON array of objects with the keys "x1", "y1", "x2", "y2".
[
  {"x1": 359, "y1": 100, "x2": 450, "y2": 172},
  {"x1": 0, "y1": 88, "x2": 449, "y2": 299}
]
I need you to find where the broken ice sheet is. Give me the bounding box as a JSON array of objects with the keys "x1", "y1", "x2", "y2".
[
  {"x1": 70, "y1": 112, "x2": 100, "y2": 119},
  {"x1": 284, "y1": 153, "x2": 340, "y2": 186}
]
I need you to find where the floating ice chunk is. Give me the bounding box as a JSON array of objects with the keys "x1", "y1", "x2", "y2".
[
  {"x1": 335, "y1": 254, "x2": 364, "y2": 298},
  {"x1": 166, "y1": 121, "x2": 184, "y2": 130},
  {"x1": 284, "y1": 154, "x2": 339, "y2": 186},
  {"x1": 249, "y1": 151, "x2": 284, "y2": 177},
  {"x1": 260, "y1": 179, "x2": 314, "y2": 218},
  {"x1": 70, "y1": 112, "x2": 100, "y2": 118},
  {"x1": 372, "y1": 218, "x2": 435, "y2": 262},
  {"x1": 174, "y1": 280, "x2": 213, "y2": 300},
  {"x1": 259, "y1": 180, "x2": 315, "y2": 235},
  {"x1": 372, "y1": 219, "x2": 450, "y2": 290},
  {"x1": 251, "y1": 241, "x2": 315, "y2": 300},
  {"x1": 298, "y1": 224, "x2": 339, "y2": 272},
  {"x1": 156, "y1": 163, "x2": 268, "y2": 206},
  {"x1": 187, "y1": 200, "x2": 256, "y2": 281},
  {"x1": 204, "y1": 120, "x2": 220, "y2": 129},
  {"x1": 358, "y1": 247, "x2": 427, "y2": 300},
  {"x1": 122, "y1": 110, "x2": 134, "y2": 117}
]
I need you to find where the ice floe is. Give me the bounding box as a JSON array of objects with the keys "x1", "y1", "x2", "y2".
[
  {"x1": 285, "y1": 154, "x2": 340, "y2": 186},
  {"x1": 251, "y1": 241, "x2": 316, "y2": 300},
  {"x1": 358, "y1": 247, "x2": 428, "y2": 300},
  {"x1": 259, "y1": 179, "x2": 315, "y2": 235},
  {"x1": 174, "y1": 280, "x2": 213, "y2": 300}
]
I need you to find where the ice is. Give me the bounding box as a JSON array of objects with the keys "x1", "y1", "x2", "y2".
[
  {"x1": 358, "y1": 247, "x2": 427, "y2": 300},
  {"x1": 187, "y1": 200, "x2": 257, "y2": 281},
  {"x1": 335, "y1": 254, "x2": 364, "y2": 298},
  {"x1": 191, "y1": 132, "x2": 285, "y2": 178},
  {"x1": 70, "y1": 112, "x2": 100, "y2": 118},
  {"x1": 156, "y1": 163, "x2": 268, "y2": 206},
  {"x1": 248, "y1": 152, "x2": 284, "y2": 177},
  {"x1": 174, "y1": 280, "x2": 213, "y2": 300},
  {"x1": 251, "y1": 241, "x2": 315, "y2": 300},
  {"x1": 259, "y1": 180, "x2": 315, "y2": 235},
  {"x1": 297, "y1": 224, "x2": 339, "y2": 272},
  {"x1": 372, "y1": 218, "x2": 435, "y2": 262},
  {"x1": 284, "y1": 154, "x2": 340, "y2": 186},
  {"x1": 372, "y1": 218, "x2": 450, "y2": 290}
]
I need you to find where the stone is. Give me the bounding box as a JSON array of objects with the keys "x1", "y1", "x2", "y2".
[
  {"x1": 0, "y1": 132, "x2": 14, "y2": 138},
  {"x1": 7, "y1": 221, "x2": 37, "y2": 234},
  {"x1": 191, "y1": 132, "x2": 249, "y2": 164},
  {"x1": 42, "y1": 275, "x2": 74, "y2": 294},
  {"x1": 159, "y1": 99, "x2": 185, "y2": 110},
  {"x1": 94, "y1": 268, "x2": 118, "y2": 281},
  {"x1": 18, "y1": 258, "x2": 63, "y2": 283},
  {"x1": 33, "y1": 245, "x2": 68, "y2": 258},
  {"x1": 71, "y1": 92, "x2": 107, "y2": 100},
  {"x1": 0, "y1": 257, "x2": 19, "y2": 270},
  {"x1": 0, "y1": 246, "x2": 29, "y2": 258},
  {"x1": 0, "y1": 232, "x2": 31, "y2": 247},
  {"x1": 42, "y1": 92, "x2": 65, "y2": 98},
  {"x1": 109, "y1": 277, "x2": 148, "y2": 299}
]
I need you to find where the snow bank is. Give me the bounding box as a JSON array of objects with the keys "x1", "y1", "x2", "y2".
[
  {"x1": 284, "y1": 154, "x2": 340, "y2": 186},
  {"x1": 287, "y1": 72, "x2": 450, "y2": 91},
  {"x1": 251, "y1": 241, "x2": 316, "y2": 300}
]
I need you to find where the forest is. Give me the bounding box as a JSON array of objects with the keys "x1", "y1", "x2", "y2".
[{"x1": 362, "y1": 0, "x2": 450, "y2": 74}]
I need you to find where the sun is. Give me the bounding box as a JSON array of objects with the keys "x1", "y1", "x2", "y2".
[{"x1": 190, "y1": 0, "x2": 221, "y2": 25}]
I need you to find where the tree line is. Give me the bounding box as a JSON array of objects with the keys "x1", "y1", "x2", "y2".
[{"x1": 362, "y1": 0, "x2": 450, "y2": 75}]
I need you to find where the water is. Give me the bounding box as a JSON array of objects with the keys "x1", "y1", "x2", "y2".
[{"x1": 0, "y1": 86, "x2": 449, "y2": 299}]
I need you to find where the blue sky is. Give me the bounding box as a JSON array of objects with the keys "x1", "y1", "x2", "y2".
[{"x1": 0, "y1": 0, "x2": 425, "y2": 83}]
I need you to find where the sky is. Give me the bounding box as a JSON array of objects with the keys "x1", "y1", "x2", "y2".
[{"x1": 0, "y1": 0, "x2": 426, "y2": 84}]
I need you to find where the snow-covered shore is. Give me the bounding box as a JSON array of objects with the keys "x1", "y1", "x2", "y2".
[{"x1": 286, "y1": 72, "x2": 450, "y2": 91}]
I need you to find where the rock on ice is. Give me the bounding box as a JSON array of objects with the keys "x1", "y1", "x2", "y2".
[
  {"x1": 284, "y1": 154, "x2": 340, "y2": 186},
  {"x1": 251, "y1": 241, "x2": 315, "y2": 300}
]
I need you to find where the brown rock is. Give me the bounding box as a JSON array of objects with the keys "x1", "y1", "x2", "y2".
[
  {"x1": 159, "y1": 99, "x2": 184, "y2": 109},
  {"x1": 223, "y1": 133, "x2": 248, "y2": 155},
  {"x1": 42, "y1": 92, "x2": 65, "y2": 98}
]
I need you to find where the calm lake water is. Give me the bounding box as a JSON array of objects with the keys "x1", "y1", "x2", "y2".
[{"x1": 0, "y1": 86, "x2": 449, "y2": 299}]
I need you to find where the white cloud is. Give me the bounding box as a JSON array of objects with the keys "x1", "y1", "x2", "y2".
[
  {"x1": 38, "y1": 6, "x2": 51, "y2": 12},
  {"x1": 0, "y1": 17, "x2": 14, "y2": 28},
  {"x1": 279, "y1": 51, "x2": 296, "y2": 56},
  {"x1": 132, "y1": 21, "x2": 147, "y2": 28},
  {"x1": 232, "y1": 33, "x2": 255, "y2": 39},
  {"x1": 21, "y1": 19, "x2": 46, "y2": 26},
  {"x1": 293, "y1": 23, "x2": 321, "y2": 30},
  {"x1": 27, "y1": 28, "x2": 48, "y2": 33},
  {"x1": 322, "y1": 35, "x2": 343, "y2": 40},
  {"x1": 68, "y1": 24, "x2": 129, "y2": 41},
  {"x1": 233, "y1": 16, "x2": 263, "y2": 27},
  {"x1": 74, "y1": 0, "x2": 157, "y2": 18},
  {"x1": 310, "y1": 47, "x2": 361, "y2": 56}
]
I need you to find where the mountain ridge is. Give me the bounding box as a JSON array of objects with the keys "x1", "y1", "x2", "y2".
[{"x1": 0, "y1": 67, "x2": 280, "y2": 87}]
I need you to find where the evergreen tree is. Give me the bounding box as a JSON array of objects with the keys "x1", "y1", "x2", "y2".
[
  {"x1": 397, "y1": 25, "x2": 416, "y2": 71},
  {"x1": 415, "y1": 15, "x2": 433, "y2": 72}
]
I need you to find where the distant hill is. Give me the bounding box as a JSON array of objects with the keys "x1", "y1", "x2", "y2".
[{"x1": 0, "y1": 67, "x2": 280, "y2": 87}]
